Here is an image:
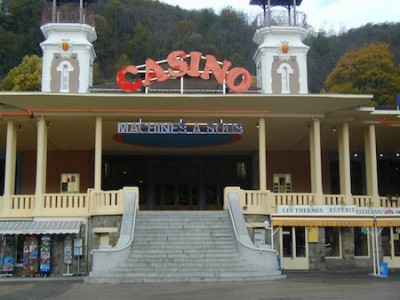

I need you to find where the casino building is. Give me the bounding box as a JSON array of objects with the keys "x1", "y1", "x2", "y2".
[{"x1": 0, "y1": 0, "x2": 399, "y2": 280}]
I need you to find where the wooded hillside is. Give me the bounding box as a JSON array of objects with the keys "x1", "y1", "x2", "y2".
[{"x1": 0, "y1": 0, "x2": 399, "y2": 93}]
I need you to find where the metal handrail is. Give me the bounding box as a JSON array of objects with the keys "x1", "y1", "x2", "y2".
[
  {"x1": 253, "y1": 10, "x2": 308, "y2": 29},
  {"x1": 41, "y1": 7, "x2": 95, "y2": 27}
]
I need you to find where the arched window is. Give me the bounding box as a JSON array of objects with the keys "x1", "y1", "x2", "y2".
[
  {"x1": 57, "y1": 61, "x2": 74, "y2": 92},
  {"x1": 277, "y1": 63, "x2": 293, "y2": 94}
]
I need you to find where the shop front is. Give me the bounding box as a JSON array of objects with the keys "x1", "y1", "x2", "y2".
[
  {"x1": 0, "y1": 219, "x2": 86, "y2": 277},
  {"x1": 272, "y1": 206, "x2": 400, "y2": 271}
]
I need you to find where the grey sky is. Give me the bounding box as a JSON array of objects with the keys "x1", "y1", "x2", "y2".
[{"x1": 160, "y1": 0, "x2": 400, "y2": 32}]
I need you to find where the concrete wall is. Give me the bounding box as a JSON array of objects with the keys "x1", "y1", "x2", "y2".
[
  {"x1": 21, "y1": 150, "x2": 92, "y2": 194},
  {"x1": 266, "y1": 151, "x2": 331, "y2": 193},
  {"x1": 87, "y1": 215, "x2": 122, "y2": 271}
]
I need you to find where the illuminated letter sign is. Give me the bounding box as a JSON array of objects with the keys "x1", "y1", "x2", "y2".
[{"x1": 116, "y1": 51, "x2": 252, "y2": 93}]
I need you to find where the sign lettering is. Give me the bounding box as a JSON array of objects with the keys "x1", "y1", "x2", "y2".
[
  {"x1": 118, "y1": 120, "x2": 244, "y2": 135},
  {"x1": 116, "y1": 51, "x2": 252, "y2": 93},
  {"x1": 276, "y1": 205, "x2": 400, "y2": 216}
]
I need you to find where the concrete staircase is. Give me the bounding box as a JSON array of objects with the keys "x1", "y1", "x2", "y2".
[{"x1": 88, "y1": 211, "x2": 283, "y2": 283}]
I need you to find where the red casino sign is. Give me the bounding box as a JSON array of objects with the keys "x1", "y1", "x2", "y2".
[{"x1": 116, "y1": 51, "x2": 252, "y2": 93}]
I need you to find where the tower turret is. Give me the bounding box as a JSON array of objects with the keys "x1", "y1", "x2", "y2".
[
  {"x1": 251, "y1": 0, "x2": 309, "y2": 94},
  {"x1": 40, "y1": 0, "x2": 97, "y2": 93}
]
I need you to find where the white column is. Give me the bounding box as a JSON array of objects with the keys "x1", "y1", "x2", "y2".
[
  {"x1": 258, "y1": 118, "x2": 267, "y2": 191},
  {"x1": 309, "y1": 123, "x2": 315, "y2": 193},
  {"x1": 35, "y1": 117, "x2": 48, "y2": 211},
  {"x1": 338, "y1": 123, "x2": 352, "y2": 203},
  {"x1": 310, "y1": 119, "x2": 323, "y2": 203},
  {"x1": 3, "y1": 120, "x2": 17, "y2": 212},
  {"x1": 94, "y1": 117, "x2": 102, "y2": 191},
  {"x1": 364, "y1": 125, "x2": 379, "y2": 204}
]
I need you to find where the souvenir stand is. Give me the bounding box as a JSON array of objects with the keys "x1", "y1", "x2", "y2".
[
  {"x1": 0, "y1": 236, "x2": 15, "y2": 277},
  {"x1": 23, "y1": 235, "x2": 39, "y2": 277},
  {"x1": 39, "y1": 235, "x2": 51, "y2": 276}
]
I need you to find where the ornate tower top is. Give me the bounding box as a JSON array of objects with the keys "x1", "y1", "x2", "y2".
[
  {"x1": 250, "y1": 0, "x2": 306, "y2": 28},
  {"x1": 40, "y1": 0, "x2": 97, "y2": 93},
  {"x1": 43, "y1": 0, "x2": 95, "y2": 26},
  {"x1": 251, "y1": 0, "x2": 309, "y2": 94}
]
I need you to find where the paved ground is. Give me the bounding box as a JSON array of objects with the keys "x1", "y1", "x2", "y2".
[{"x1": 0, "y1": 269, "x2": 399, "y2": 300}]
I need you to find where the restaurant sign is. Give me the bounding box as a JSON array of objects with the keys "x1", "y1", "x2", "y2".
[
  {"x1": 116, "y1": 50, "x2": 252, "y2": 93},
  {"x1": 276, "y1": 205, "x2": 400, "y2": 216}
]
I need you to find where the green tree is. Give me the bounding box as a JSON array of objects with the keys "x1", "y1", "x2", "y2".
[
  {"x1": 324, "y1": 43, "x2": 400, "y2": 106},
  {"x1": 0, "y1": 55, "x2": 42, "y2": 91}
]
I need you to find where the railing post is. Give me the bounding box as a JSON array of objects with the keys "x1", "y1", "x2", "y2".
[
  {"x1": 265, "y1": 190, "x2": 275, "y2": 214},
  {"x1": 88, "y1": 188, "x2": 97, "y2": 215},
  {"x1": 121, "y1": 187, "x2": 140, "y2": 210},
  {"x1": 224, "y1": 187, "x2": 242, "y2": 210}
]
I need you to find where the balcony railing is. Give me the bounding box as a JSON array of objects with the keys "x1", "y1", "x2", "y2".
[
  {"x1": 41, "y1": 7, "x2": 95, "y2": 27},
  {"x1": 253, "y1": 10, "x2": 307, "y2": 29},
  {"x1": 224, "y1": 187, "x2": 400, "y2": 215},
  {"x1": 89, "y1": 189, "x2": 124, "y2": 216},
  {"x1": 1, "y1": 188, "x2": 399, "y2": 218},
  {"x1": 0, "y1": 188, "x2": 135, "y2": 219}
]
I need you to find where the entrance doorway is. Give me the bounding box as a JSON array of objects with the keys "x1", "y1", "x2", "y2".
[
  {"x1": 280, "y1": 226, "x2": 309, "y2": 269},
  {"x1": 102, "y1": 155, "x2": 252, "y2": 210},
  {"x1": 154, "y1": 160, "x2": 198, "y2": 210},
  {"x1": 382, "y1": 227, "x2": 400, "y2": 268}
]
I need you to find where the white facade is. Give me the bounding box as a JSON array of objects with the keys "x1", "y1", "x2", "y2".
[
  {"x1": 40, "y1": 23, "x2": 97, "y2": 93},
  {"x1": 253, "y1": 26, "x2": 309, "y2": 94}
]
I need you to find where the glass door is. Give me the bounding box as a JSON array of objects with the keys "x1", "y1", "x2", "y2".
[
  {"x1": 155, "y1": 180, "x2": 197, "y2": 210},
  {"x1": 382, "y1": 227, "x2": 400, "y2": 268},
  {"x1": 280, "y1": 226, "x2": 309, "y2": 270}
]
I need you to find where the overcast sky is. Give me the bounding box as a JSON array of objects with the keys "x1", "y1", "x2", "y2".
[{"x1": 160, "y1": 0, "x2": 400, "y2": 32}]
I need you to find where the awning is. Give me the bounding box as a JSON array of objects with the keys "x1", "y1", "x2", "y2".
[
  {"x1": 376, "y1": 218, "x2": 400, "y2": 227},
  {"x1": 272, "y1": 217, "x2": 374, "y2": 227},
  {"x1": 0, "y1": 220, "x2": 82, "y2": 235}
]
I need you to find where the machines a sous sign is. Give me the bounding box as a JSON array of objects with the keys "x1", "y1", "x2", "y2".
[
  {"x1": 118, "y1": 120, "x2": 244, "y2": 135},
  {"x1": 116, "y1": 50, "x2": 252, "y2": 93}
]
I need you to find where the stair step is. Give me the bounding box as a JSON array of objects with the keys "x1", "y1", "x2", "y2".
[
  {"x1": 88, "y1": 210, "x2": 282, "y2": 283},
  {"x1": 86, "y1": 275, "x2": 284, "y2": 284},
  {"x1": 121, "y1": 260, "x2": 248, "y2": 268}
]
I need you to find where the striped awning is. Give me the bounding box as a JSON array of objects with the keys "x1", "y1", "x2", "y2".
[{"x1": 0, "y1": 220, "x2": 82, "y2": 235}]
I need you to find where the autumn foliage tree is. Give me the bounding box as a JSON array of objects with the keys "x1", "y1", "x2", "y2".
[{"x1": 324, "y1": 43, "x2": 400, "y2": 106}]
